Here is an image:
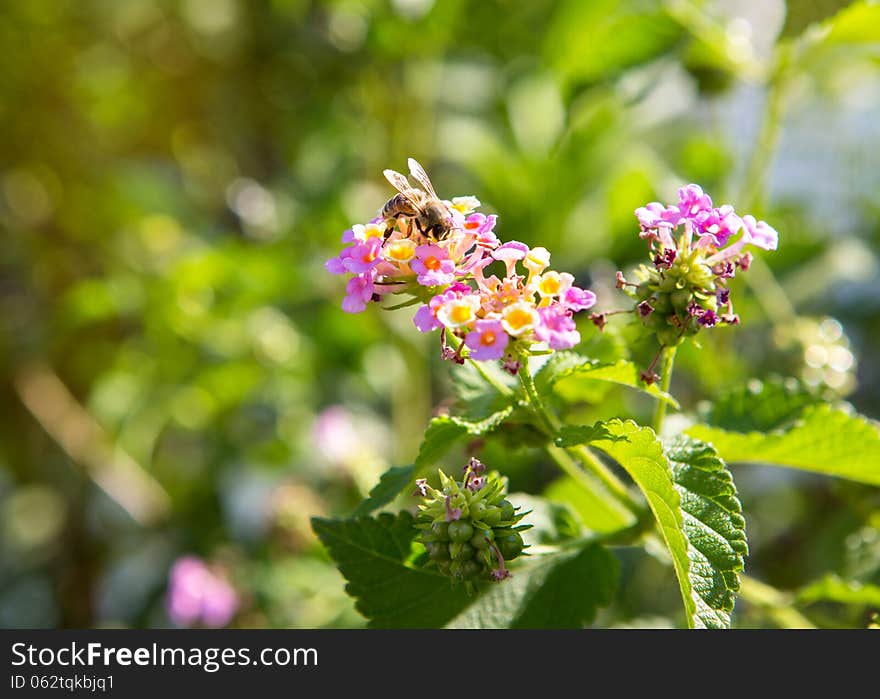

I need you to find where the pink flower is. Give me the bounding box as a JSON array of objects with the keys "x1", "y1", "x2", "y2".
[
  {"x1": 692, "y1": 204, "x2": 742, "y2": 248},
  {"x1": 534, "y1": 305, "x2": 580, "y2": 350},
  {"x1": 325, "y1": 247, "x2": 352, "y2": 274},
  {"x1": 463, "y1": 213, "x2": 499, "y2": 249},
  {"x1": 342, "y1": 272, "x2": 374, "y2": 313},
  {"x1": 413, "y1": 304, "x2": 440, "y2": 332},
  {"x1": 563, "y1": 286, "x2": 597, "y2": 312},
  {"x1": 166, "y1": 556, "x2": 238, "y2": 628},
  {"x1": 742, "y1": 214, "x2": 778, "y2": 251},
  {"x1": 410, "y1": 244, "x2": 456, "y2": 286},
  {"x1": 492, "y1": 241, "x2": 530, "y2": 277},
  {"x1": 677, "y1": 184, "x2": 713, "y2": 217},
  {"x1": 342, "y1": 237, "x2": 382, "y2": 274},
  {"x1": 465, "y1": 319, "x2": 509, "y2": 361},
  {"x1": 413, "y1": 283, "x2": 472, "y2": 332}
]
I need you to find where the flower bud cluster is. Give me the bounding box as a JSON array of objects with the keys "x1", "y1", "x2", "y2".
[
  {"x1": 414, "y1": 458, "x2": 529, "y2": 583},
  {"x1": 618, "y1": 184, "x2": 779, "y2": 347}
]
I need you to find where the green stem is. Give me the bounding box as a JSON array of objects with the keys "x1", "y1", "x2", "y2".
[
  {"x1": 517, "y1": 357, "x2": 558, "y2": 435},
  {"x1": 652, "y1": 345, "x2": 677, "y2": 435},
  {"x1": 739, "y1": 69, "x2": 787, "y2": 211},
  {"x1": 738, "y1": 575, "x2": 817, "y2": 629},
  {"x1": 737, "y1": 53, "x2": 799, "y2": 326},
  {"x1": 518, "y1": 354, "x2": 644, "y2": 517}
]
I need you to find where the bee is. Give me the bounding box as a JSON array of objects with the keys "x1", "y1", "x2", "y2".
[{"x1": 382, "y1": 158, "x2": 455, "y2": 241}]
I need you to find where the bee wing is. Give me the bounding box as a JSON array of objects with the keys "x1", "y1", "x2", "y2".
[
  {"x1": 407, "y1": 158, "x2": 438, "y2": 199},
  {"x1": 383, "y1": 169, "x2": 422, "y2": 207}
]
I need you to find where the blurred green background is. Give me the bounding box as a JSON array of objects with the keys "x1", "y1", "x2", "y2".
[{"x1": 1, "y1": 0, "x2": 878, "y2": 628}]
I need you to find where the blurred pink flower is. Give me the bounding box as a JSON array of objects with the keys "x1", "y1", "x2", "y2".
[{"x1": 166, "y1": 556, "x2": 238, "y2": 628}]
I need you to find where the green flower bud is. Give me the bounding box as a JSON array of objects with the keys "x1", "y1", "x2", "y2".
[
  {"x1": 497, "y1": 531, "x2": 524, "y2": 560},
  {"x1": 449, "y1": 541, "x2": 475, "y2": 561},
  {"x1": 432, "y1": 521, "x2": 450, "y2": 541},
  {"x1": 651, "y1": 294, "x2": 672, "y2": 314},
  {"x1": 469, "y1": 500, "x2": 488, "y2": 520},
  {"x1": 470, "y1": 528, "x2": 494, "y2": 549},
  {"x1": 670, "y1": 289, "x2": 692, "y2": 311},
  {"x1": 482, "y1": 505, "x2": 503, "y2": 526},
  {"x1": 448, "y1": 520, "x2": 474, "y2": 543},
  {"x1": 499, "y1": 500, "x2": 516, "y2": 521},
  {"x1": 426, "y1": 541, "x2": 450, "y2": 561}
]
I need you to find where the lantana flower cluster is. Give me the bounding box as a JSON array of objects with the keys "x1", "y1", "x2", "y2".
[
  {"x1": 414, "y1": 458, "x2": 530, "y2": 584},
  {"x1": 326, "y1": 190, "x2": 596, "y2": 370},
  {"x1": 614, "y1": 184, "x2": 779, "y2": 350}
]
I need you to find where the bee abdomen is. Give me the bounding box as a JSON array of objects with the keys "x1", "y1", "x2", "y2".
[{"x1": 382, "y1": 193, "x2": 418, "y2": 220}]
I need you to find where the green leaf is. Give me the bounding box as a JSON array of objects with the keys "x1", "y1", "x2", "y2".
[
  {"x1": 688, "y1": 404, "x2": 880, "y2": 486},
  {"x1": 509, "y1": 493, "x2": 584, "y2": 545},
  {"x1": 446, "y1": 544, "x2": 619, "y2": 629},
  {"x1": 351, "y1": 465, "x2": 415, "y2": 517},
  {"x1": 450, "y1": 359, "x2": 518, "y2": 421},
  {"x1": 545, "y1": 0, "x2": 681, "y2": 87},
  {"x1": 534, "y1": 352, "x2": 680, "y2": 408},
  {"x1": 796, "y1": 574, "x2": 880, "y2": 607},
  {"x1": 698, "y1": 378, "x2": 824, "y2": 432},
  {"x1": 557, "y1": 420, "x2": 746, "y2": 628},
  {"x1": 415, "y1": 407, "x2": 514, "y2": 468},
  {"x1": 666, "y1": 436, "x2": 748, "y2": 629},
  {"x1": 314, "y1": 512, "x2": 618, "y2": 629},
  {"x1": 556, "y1": 422, "x2": 629, "y2": 447},
  {"x1": 544, "y1": 475, "x2": 636, "y2": 534},
  {"x1": 311, "y1": 512, "x2": 472, "y2": 628},
  {"x1": 820, "y1": 0, "x2": 880, "y2": 45}
]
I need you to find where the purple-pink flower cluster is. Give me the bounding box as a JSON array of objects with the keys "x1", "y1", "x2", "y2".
[
  {"x1": 327, "y1": 176, "x2": 596, "y2": 366},
  {"x1": 614, "y1": 184, "x2": 780, "y2": 358},
  {"x1": 635, "y1": 184, "x2": 778, "y2": 266}
]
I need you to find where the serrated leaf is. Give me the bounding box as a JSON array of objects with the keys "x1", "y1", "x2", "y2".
[
  {"x1": 558, "y1": 420, "x2": 746, "y2": 628},
  {"x1": 415, "y1": 407, "x2": 514, "y2": 468},
  {"x1": 556, "y1": 423, "x2": 629, "y2": 447},
  {"x1": 666, "y1": 436, "x2": 747, "y2": 629},
  {"x1": 311, "y1": 513, "x2": 472, "y2": 628},
  {"x1": 446, "y1": 544, "x2": 618, "y2": 629},
  {"x1": 314, "y1": 511, "x2": 618, "y2": 629},
  {"x1": 535, "y1": 352, "x2": 679, "y2": 408},
  {"x1": 699, "y1": 378, "x2": 824, "y2": 433},
  {"x1": 796, "y1": 574, "x2": 880, "y2": 607},
  {"x1": 688, "y1": 404, "x2": 880, "y2": 486},
  {"x1": 351, "y1": 465, "x2": 415, "y2": 517}
]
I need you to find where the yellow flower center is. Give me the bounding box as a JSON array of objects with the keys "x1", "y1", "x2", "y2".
[
  {"x1": 363, "y1": 223, "x2": 385, "y2": 239},
  {"x1": 385, "y1": 240, "x2": 415, "y2": 262},
  {"x1": 538, "y1": 273, "x2": 561, "y2": 296},
  {"x1": 450, "y1": 304, "x2": 474, "y2": 325},
  {"x1": 501, "y1": 303, "x2": 538, "y2": 337},
  {"x1": 480, "y1": 331, "x2": 496, "y2": 346}
]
